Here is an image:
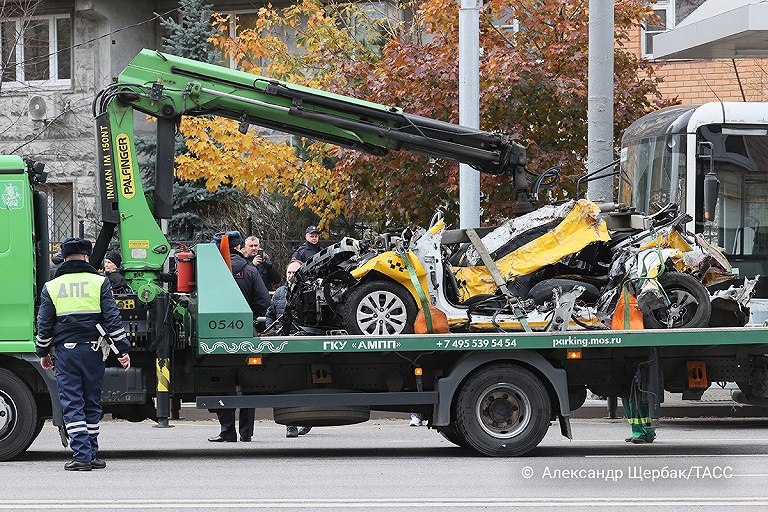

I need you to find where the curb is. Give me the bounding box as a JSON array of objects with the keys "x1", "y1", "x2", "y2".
[
  {"x1": 159, "y1": 390, "x2": 768, "y2": 422},
  {"x1": 571, "y1": 399, "x2": 768, "y2": 420}
]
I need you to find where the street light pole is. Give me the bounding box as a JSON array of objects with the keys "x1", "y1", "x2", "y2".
[
  {"x1": 587, "y1": 0, "x2": 615, "y2": 203},
  {"x1": 459, "y1": 0, "x2": 481, "y2": 229}
]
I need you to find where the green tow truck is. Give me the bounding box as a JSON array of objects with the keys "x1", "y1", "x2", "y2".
[{"x1": 2, "y1": 49, "x2": 767, "y2": 460}]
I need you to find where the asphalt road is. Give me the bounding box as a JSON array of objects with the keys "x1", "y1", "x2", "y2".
[{"x1": 4, "y1": 415, "x2": 768, "y2": 511}]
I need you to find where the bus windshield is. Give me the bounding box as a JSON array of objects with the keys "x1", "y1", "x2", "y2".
[{"x1": 619, "y1": 133, "x2": 687, "y2": 216}]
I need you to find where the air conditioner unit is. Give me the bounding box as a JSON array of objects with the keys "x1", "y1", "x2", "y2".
[{"x1": 28, "y1": 95, "x2": 48, "y2": 121}]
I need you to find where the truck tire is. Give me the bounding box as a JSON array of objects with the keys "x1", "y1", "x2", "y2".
[
  {"x1": 454, "y1": 364, "x2": 551, "y2": 457},
  {"x1": 272, "y1": 405, "x2": 370, "y2": 427},
  {"x1": 436, "y1": 426, "x2": 472, "y2": 450},
  {"x1": 642, "y1": 273, "x2": 711, "y2": 329},
  {"x1": 32, "y1": 418, "x2": 45, "y2": 442},
  {"x1": 0, "y1": 369, "x2": 39, "y2": 461},
  {"x1": 343, "y1": 280, "x2": 417, "y2": 335}
]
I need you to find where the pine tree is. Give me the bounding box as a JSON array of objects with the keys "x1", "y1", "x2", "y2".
[{"x1": 137, "y1": 0, "x2": 241, "y2": 243}]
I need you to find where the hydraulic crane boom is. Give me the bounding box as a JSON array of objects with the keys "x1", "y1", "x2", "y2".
[
  {"x1": 103, "y1": 49, "x2": 526, "y2": 174},
  {"x1": 91, "y1": 49, "x2": 531, "y2": 295}
]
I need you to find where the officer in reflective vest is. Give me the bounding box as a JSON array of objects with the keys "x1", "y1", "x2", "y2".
[{"x1": 36, "y1": 238, "x2": 131, "y2": 471}]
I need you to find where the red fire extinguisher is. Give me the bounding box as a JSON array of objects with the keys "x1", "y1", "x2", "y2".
[{"x1": 176, "y1": 250, "x2": 196, "y2": 292}]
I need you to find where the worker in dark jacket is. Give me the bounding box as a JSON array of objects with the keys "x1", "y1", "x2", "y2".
[
  {"x1": 265, "y1": 259, "x2": 311, "y2": 438},
  {"x1": 36, "y1": 237, "x2": 131, "y2": 471},
  {"x1": 265, "y1": 259, "x2": 303, "y2": 331},
  {"x1": 214, "y1": 231, "x2": 271, "y2": 318},
  {"x1": 242, "y1": 236, "x2": 281, "y2": 291},
  {"x1": 291, "y1": 225, "x2": 322, "y2": 262},
  {"x1": 103, "y1": 250, "x2": 131, "y2": 294},
  {"x1": 208, "y1": 230, "x2": 270, "y2": 443}
]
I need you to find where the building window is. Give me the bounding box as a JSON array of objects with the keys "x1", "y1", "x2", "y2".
[
  {"x1": 1, "y1": 14, "x2": 72, "y2": 86},
  {"x1": 42, "y1": 182, "x2": 73, "y2": 245},
  {"x1": 643, "y1": 1, "x2": 674, "y2": 58}
]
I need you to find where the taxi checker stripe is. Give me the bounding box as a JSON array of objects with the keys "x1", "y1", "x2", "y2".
[{"x1": 387, "y1": 259, "x2": 406, "y2": 272}]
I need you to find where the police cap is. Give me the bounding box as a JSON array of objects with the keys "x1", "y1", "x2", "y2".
[{"x1": 60, "y1": 237, "x2": 93, "y2": 259}]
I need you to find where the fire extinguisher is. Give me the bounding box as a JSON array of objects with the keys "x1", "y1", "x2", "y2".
[{"x1": 175, "y1": 250, "x2": 196, "y2": 292}]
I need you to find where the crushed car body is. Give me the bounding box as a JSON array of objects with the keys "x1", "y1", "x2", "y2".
[{"x1": 274, "y1": 200, "x2": 753, "y2": 336}]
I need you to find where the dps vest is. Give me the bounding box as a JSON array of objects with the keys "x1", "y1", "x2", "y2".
[{"x1": 47, "y1": 273, "x2": 105, "y2": 316}]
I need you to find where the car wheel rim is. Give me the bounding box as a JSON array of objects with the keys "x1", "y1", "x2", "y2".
[
  {"x1": 475, "y1": 382, "x2": 531, "y2": 439},
  {"x1": 657, "y1": 289, "x2": 697, "y2": 327},
  {"x1": 356, "y1": 290, "x2": 409, "y2": 335}
]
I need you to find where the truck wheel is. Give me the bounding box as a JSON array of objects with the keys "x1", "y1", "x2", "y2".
[
  {"x1": 273, "y1": 405, "x2": 370, "y2": 427},
  {"x1": 32, "y1": 418, "x2": 45, "y2": 442},
  {"x1": 454, "y1": 364, "x2": 551, "y2": 457},
  {"x1": 343, "y1": 280, "x2": 417, "y2": 335},
  {"x1": 436, "y1": 426, "x2": 472, "y2": 450},
  {"x1": 0, "y1": 369, "x2": 39, "y2": 461},
  {"x1": 643, "y1": 273, "x2": 711, "y2": 329}
]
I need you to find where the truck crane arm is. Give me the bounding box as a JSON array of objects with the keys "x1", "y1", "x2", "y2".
[
  {"x1": 96, "y1": 49, "x2": 526, "y2": 177},
  {"x1": 91, "y1": 49, "x2": 532, "y2": 294}
]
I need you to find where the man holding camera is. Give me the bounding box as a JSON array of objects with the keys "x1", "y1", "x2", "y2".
[{"x1": 242, "y1": 235, "x2": 280, "y2": 291}]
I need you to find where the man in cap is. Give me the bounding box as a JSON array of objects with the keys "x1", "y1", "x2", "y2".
[
  {"x1": 36, "y1": 237, "x2": 131, "y2": 471},
  {"x1": 208, "y1": 230, "x2": 270, "y2": 442},
  {"x1": 291, "y1": 225, "x2": 322, "y2": 263}
]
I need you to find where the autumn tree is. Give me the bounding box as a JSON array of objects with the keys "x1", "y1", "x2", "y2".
[{"x1": 178, "y1": 0, "x2": 672, "y2": 230}]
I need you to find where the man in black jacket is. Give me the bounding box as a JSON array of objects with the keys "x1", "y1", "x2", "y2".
[
  {"x1": 208, "y1": 230, "x2": 270, "y2": 443},
  {"x1": 265, "y1": 259, "x2": 311, "y2": 438},
  {"x1": 242, "y1": 235, "x2": 280, "y2": 291},
  {"x1": 103, "y1": 250, "x2": 132, "y2": 294},
  {"x1": 291, "y1": 225, "x2": 322, "y2": 262}
]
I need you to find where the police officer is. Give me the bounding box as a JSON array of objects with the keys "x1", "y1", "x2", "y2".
[
  {"x1": 291, "y1": 225, "x2": 322, "y2": 262},
  {"x1": 36, "y1": 237, "x2": 131, "y2": 471}
]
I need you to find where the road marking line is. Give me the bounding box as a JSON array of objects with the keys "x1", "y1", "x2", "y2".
[
  {"x1": 587, "y1": 453, "x2": 768, "y2": 458},
  {"x1": 4, "y1": 498, "x2": 768, "y2": 508}
]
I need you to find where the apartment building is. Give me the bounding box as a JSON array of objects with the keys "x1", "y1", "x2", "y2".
[
  {"x1": 2, "y1": 1, "x2": 764, "y2": 240},
  {"x1": 0, "y1": 1, "x2": 274, "y2": 241},
  {"x1": 638, "y1": 0, "x2": 767, "y2": 103}
]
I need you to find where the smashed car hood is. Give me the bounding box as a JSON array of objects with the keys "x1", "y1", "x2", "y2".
[{"x1": 454, "y1": 200, "x2": 611, "y2": 300}]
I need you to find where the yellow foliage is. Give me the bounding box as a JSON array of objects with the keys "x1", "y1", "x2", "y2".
[{"x1": 174, "y1": 3, "x2": 379, "y2": 228}]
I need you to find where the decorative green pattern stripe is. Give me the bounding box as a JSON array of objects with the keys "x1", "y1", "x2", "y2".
[{"x1": 195, "y1": 327, "x2": 768, "y2": 355}]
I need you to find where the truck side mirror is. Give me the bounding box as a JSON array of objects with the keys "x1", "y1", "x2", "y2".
[
  {"x1": 24, "y1": 160, "x2": 47, "y2": 184},
  {"x1": 698, "y1": 142, "x2": 719, "y2": 222}
]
